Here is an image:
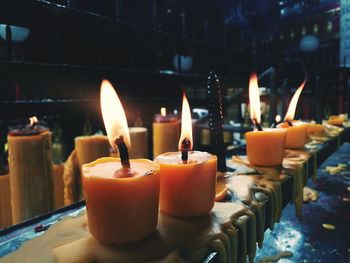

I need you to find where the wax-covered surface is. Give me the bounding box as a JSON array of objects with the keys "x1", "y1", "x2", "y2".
[
  {"x1": 255, "y1": 142, "x2": 350, "y2": 262},
  {"x1": 0, "y1": 127, "x2": 348, "y2": 263}
]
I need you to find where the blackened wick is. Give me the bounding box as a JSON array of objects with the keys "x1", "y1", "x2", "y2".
[
  {"x1": 181, "y1": 138, "x2": 191, "y2": 162},
  {"x1": 115, "y1": 136, "x2": 130, "y2": 168}
]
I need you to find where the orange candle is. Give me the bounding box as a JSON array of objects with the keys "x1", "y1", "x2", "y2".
[
  {"x1": 155, "y1": 93, "x2": 217, "y2": 217},
  {"x1": 306, "y1": 123, "x2": 325, "y2": 137},
  {"x1": 327, "y1": 115, "x2": 345, "y2": 126},
  {"x1": 83, "y1": 80, "x2": 160, "y2": 245},
  {"x1": 279, "y1": 79, "x2": 308, "y2": 149},
  {"x1": 245, "y1": 73, "x2": 286, "y2": 166},
  {"x1": 83, "y1": 157, "x2": 159, "y2": 245},
  {"x1": 278, "y1": 121, "x2": 307, "y2": 149},
  {"x1": 246, "y1": 128, "x2": 286, "y2": 166}
]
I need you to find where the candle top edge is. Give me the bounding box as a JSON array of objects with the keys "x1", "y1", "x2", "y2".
[{"x1": 155, "y1": 151, "x2": 215, "y2": 165}]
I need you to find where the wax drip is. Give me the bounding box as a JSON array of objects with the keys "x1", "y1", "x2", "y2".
[
  {"x1": 181, "y1": 138, "x2": 191, "y2": 163},
  {"x1": 115, "y1": 136, "x2": 130, "y2": 169},
  {"x1": 207, "y1": 71, "x2": 226, "y2": 172}
]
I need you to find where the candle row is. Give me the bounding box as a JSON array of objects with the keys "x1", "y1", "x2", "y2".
[
  {"x1": 245, "y1": 73, "x2": 325, "y2": 167},
  {"x1": 82, "y1": 80, "x2": 217, "y2": 245}
]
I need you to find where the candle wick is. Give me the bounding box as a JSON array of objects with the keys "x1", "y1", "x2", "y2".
[
  {"x1": 115, "y1": 136, "x2": 130, "y2": 169},
  {"x1": 287, "y1": 121, "x2": 293, "y2": 127},
  {"x1": 181, "y1": 138, "x2": 191, "y2": 163},
  {"x1": 252, "y1": 119, "x2": 263, "y2": 131}
]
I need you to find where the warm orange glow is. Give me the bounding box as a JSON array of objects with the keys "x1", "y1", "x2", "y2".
[
  {"x1": 249, "y1": 73, "x2": 261, "y2": 124},
  {"x1": 100, "y1": 79, "x2": 131, "y2": 150},
  {"x1": 161, "y1": 107, "x2": 166, "y2": 117},
  {"x1": 275, "y1": 115, "x2": 281, "y2": 123},
  {"x1": 284, "y1": 80, "x2": 306, "y2": 122},
  {"x1": 29, "y1": 116, "x2": 38, "y2": 127},
  {"x1": 178, "y1": 92, "x2": 193, "y2": 151}
]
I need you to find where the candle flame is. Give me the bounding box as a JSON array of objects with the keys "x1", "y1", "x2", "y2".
[
  {"x1": 100, "y1": 79, "x2": 130, "y2": 150},
  {"x1": 161, "y1": 107, "x2": 166, "y2": 117},
  {"x1": 284, "y1": 80, "x2": 306, "y2": 122},
  {"x1": 178, "y1": 92, "x2": 193, "y2": 151},
  {"x1": 249, "y1": 73, "x2": 261, "y2": 124},
  {"x1": 29, "y1": 116, "x2": 38, "y2": 127},
  {"x1": 275, "y1": 115, "x2": 281, "y2": 123}
]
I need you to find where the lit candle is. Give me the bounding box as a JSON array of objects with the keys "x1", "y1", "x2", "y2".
[
  {"x1": 155, "y1": 93, "x2": 217, "y2": 218},
  {"x1": 278, "y1": 80, "x2": 307, "y2": 149},
  {"x1": 152, "y1": 107, "x2": 180, "y2": 157},
  {"x1": 245, "y1": 73, "x2": 287, "y2": 166},
  {"x1": 82, "y1": 80, "x2": 160, "y2": 245},
  {"x1": 7, "y1": 117, "x2": 53, "y2": 223}
]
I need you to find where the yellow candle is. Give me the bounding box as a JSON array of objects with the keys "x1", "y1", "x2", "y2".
[
  {"x1": 152, "y1": 108, "x2": 180, "y2": 157},
  {"x1": 156, "y1": 151, "x2": 217, "y2": 217},
  {"x1": 246, "y1": 128, "x2": 286, "y2": 166},
  {"x1": 7, "y1": 124, "x2": 53, "y2": 224},
  {"x1": 83, "y1": 157, "x2": 159, "y2": 244},
  {"x1": 278, "y1": 121, "x2": 307, "y2": 149},
  {"x1": 129, "y1": 127, "x2": 148, "y2": 158},
  {"x1": 0, "y1": 173, "x2": 12, "y2": 228},
  {"x1": 75, "y1": 135, "x2": 110, "y2": 170}
]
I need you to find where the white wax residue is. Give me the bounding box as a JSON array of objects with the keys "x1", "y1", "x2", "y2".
[
  {"x1": 84, "y1": 161, "x2": 154, "y2": 179},
  {"x1": 155, "y1": 151, "x2": 211, "y2": 165}
]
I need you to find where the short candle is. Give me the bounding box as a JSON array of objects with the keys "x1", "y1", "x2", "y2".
[
  {"x1": 245, "y1": 73, "x2": 287, "y2": 166},
  {"x1": 83, "y1": 157, "x2": 159, "y2": 245},
  {"x1": 155, "y1": 93, "x2": 217, "y2": 217},
  {"x1": 82, "y1": 80, "x2": 160, "y2": 245}
]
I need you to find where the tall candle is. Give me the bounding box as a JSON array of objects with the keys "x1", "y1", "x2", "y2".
[
  {"x1": 83, "y1": 79, "x2": 160, "y2": 245},
  {"x1": 0, "y1": 173, "x2": 12, "y2": 228},
  {"x1": 152, "y1": 108, "x2": 180, "y2": 157},
  {"x1": 245, "y1": 73, "x2": 287, "y2": 166},
  {"x1": 155, "y1": 93, "x2": 217, "y2": 217},
  {"x1": 75, "y1": 135, "x2": 110, "y2": 170},
  {"x1": 129, "y1": 127, "x2": 148, "y2": 158},
  {"x1": 7, "y1": 119, "x2": 53, "y2": 223}
]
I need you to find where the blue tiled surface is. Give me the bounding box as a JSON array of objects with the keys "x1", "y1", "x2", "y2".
[{"x1": 255, "y1": 143, "x2": 350, "y2": 263}]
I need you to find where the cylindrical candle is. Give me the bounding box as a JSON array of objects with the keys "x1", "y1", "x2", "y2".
[
  {"x1": 155, "y1": 151, "x2": 217, "y2": 217},
  {"x1": 8, "y1": 127, "x2": 53, "y2": 223},
  {"x1": 152, "y1": 113, "x2": 180, "y2": 157},
  {"x1": 129, "y1": 127, "x2": 148, "y2": 158},
  {"x1": 278, "y1": 121, "x2": 307, "y2": 149},
  {"x1": 82, "y1": 157, "x2": 159, "y2": 245},
  {"x1": 75, "y1": 135, "x2": 110, "y2": 170},
  {"x1": 0, "y1": 173, "x2": 12, "y2": 228},
  {"x1": 306, "y1": 123, "x2": 325, "y2": 137},
  {"x1": 246, "y1": 128, "x2": 287, "y2": 166}
]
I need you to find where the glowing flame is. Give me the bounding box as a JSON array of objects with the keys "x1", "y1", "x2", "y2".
[
  {"x1": 249, "y1": 73, "x2": 261, "y2": 124},
  {"x1": 29, "y1": 116, "x2": 38, "y2": 127},
  {"x1": 100, "y1": 80, "x2": 130, "y2": 150},
  {"x1": 178, "y1": 92, "x2": 193, "y2": 151},
  {"x1": 284, "y1": 80, "x2": 306, "y2": 122},
  {"x1": 275, "y1": 115, "x2": 281, "y2": 123},
  {"x1": 161, "y1": 107, "x2": 166, "y2": 117}
]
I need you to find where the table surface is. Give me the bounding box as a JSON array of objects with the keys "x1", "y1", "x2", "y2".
[
  {"x1": 1, "y1": 143, "x2": 350, "y2": 262},
  {"x1": 255, "y1": 142, "x2": 350, "y2": 263}
]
